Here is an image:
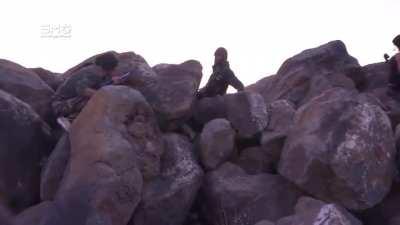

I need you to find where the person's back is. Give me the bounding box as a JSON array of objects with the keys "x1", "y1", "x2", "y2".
[
  {"x1": 197, "y1": 47, "x2": 244, "y2": 98},
  {"x1": 387, "y1": 35, "x2": 400, "y2": 98},
  {"x1": 52, "y1": 52, "x2": 120, "y2": 129}
]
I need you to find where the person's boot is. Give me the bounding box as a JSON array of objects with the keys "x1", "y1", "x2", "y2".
[{"x1": 57, "y1": 117, "x2": 71, "y2": 132}]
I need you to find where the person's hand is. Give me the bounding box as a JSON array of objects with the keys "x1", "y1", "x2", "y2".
[
  {"x1": 83, "y1": 88, "x2": 96, "y2": 97},
  {"x1": 112, "y1": 76, "x2": 121, "y2": 85}
]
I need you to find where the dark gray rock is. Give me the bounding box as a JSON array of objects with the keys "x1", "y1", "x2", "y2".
[
  {"x1": 279, "y1": 88, "x2": 396, "y2": 210},
  {"x1": 200, "y1": 119, "x2": 235, "y2": 170},
  {"x1": 40, "y1": 133, "x2": 70, "y2": 201},
  {"x1": 0, "y1": 89, "x2": 53, "y2": 212},
  {"x1": 130, "y1": 133, "x2": 203, "y2": 225},
  {"x1": 201, "y1": 163, "x2": 303, "y2": 224}
]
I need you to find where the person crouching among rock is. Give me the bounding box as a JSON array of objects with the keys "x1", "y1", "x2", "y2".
[
  {"x1": 52, "y1": 52, "x2": 121, "y2": 131},
  {"x1": 387, "y1": 35, "x2": 400, "y2": 99},
  {"x1": 196, "y1": 47, "x2": 245, "y2": 99}
]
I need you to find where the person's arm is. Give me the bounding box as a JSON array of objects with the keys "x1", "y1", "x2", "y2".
[
  {"x1": 75, "y1": 74, "x2": 101, "y2": 97},
  {"x1": 227, "y1": 69, "x2": 244, "y2": 91}
]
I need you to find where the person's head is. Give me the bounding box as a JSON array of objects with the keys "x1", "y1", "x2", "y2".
[
  {"x1": 95, "y1": 52, "x2": 119, "y2": 72},
  {"x1": 214, "y1": 47, "x2": 228, "y2": 64},
  {"x1": 393, "y1": 35, "x2": 400, "y2": 50}
]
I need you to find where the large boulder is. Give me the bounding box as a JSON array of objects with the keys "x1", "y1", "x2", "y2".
[
  {"x1": 278, "y1": 88, "x2": 396, "y2": 210},
  {"x1": 276, "y1": 197, "x2": 362, "y2": 225},
  {"x1": 225, "y1": 92, "x2": 269, "y2": 138},
  {"x1": 200, "y1": 119, "x2": 235, "y2": 170},
  {"x1": 247, "y1": 41, "x2": 358, "y2": 107},
  {"x1": 201, "y1": 163, "x2": 303, "y2": 224},
  {"x1": 40, "y1": 133, "x2": 70, "y2": 201},
  {"x1": 130, "y1": 133, "x2": 204, "y2": 225},
  {"x1": 0, "y1": 59, "x2": 54, "y2": 119},
  {"x1": 42, "y1": 86, "x2": 152, "y2": 225},
  {"x1": 13, "y1": 201, "x2": 56, "y2": 225},
  {"x1": 149, "y1": 61, "x2": 202, "y2": 128},
  {"x1": 0, "y1": 90, "x2": 53, "y2": 212},
  {"x1": 193, "y1": 95, "x2": 227, "y2": 125},
  {"x1": 30, "y1": 67, "x2": 64, "y2": 91}
]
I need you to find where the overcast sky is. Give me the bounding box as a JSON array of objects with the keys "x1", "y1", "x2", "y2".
[{"x1": 0, "y1": 0, "x2": 399, "y2": 87}]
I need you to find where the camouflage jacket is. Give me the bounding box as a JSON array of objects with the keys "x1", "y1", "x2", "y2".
[
  {"x1": 53, "y1": 66, "x2": 110, "y2": 102},
  {"x1": 388, "y1": 53, "x2": 400, "y2": 89},
  {"x1": 197, "y1": 61, "x2": 244, "y2": 98}
]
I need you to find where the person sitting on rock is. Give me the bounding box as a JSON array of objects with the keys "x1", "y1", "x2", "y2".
[
  {"x1": 387, "y1": 35, "x2": 400, "y2": 98},
  {"x1": 52, "y1": 52, "x2": 121, "y2": 130},
  {"x1": 197, "y1": 47, "x2": 244, "y2": 99}
]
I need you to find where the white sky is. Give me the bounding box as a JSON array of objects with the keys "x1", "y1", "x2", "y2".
[{"x1": 0, "y1": 0, "x2": 399, "y2": 88}]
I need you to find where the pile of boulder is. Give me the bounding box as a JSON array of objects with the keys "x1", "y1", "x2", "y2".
[{"x1": 1, "y1": 40, "x2": 400, "y2": 225}]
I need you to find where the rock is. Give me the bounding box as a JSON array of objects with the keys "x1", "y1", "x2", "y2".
[
  {"x1": 30, "y1": 67, "x2": 63, "y2": 91},
  {"x1": 40, "y1": 133, "x2": 70, "y2": 201},
  {"x1": 193, "y1": 95, "x2": 227, "y2": 125},
  {"x1": 0, "y1": 89, "x2": 53, "y2": 212},
  {"x1": 200, "y1": 119, "x2": 235, "y2": 170},
  {"x1": 247, "y1": 41, "x2": 358, "y2": 108},
  {"x1": 225, "y1": 92, "x2": 269, "y2": 138},
  {"x1": 260, "y1": 132, "x2": 287, "y2": 170},
  {"x1": 278, "y1": 88, "x2": 396, "y2": 210},
  {"x1": 42, "y1": 86, "x2": 149, "y2": 225},
  {"x1": 254, "y1": 220, "x2": 275, "y2": 225},
  {"x1": 0, "y1": 59, "x2": 54, "y2": 120},
  {"x1": 149, "y1": 61, "x2": 202, "y2": 128},
  {"x1": 235, "y1": 147, "x2": 275, "y2": 175},
  {"x1": 13, "y1": 201, "x2": 56, "y2": 225},
  {"x1": 276, "y1": 197, "x2": 362, "y2": 225},
  {"x1": 266, "y1": 100, "x2": 296, "y2": 134},
  {"x1": 360, "y1": 62, "x2": 392, "y2": 92},
  {"x1": 0, "y1": 204, "x2": 13, "y2": 225},
  {"x1": 201, "y1": 163, "x2": 303, "y2": 224},
  {"x1": 130, "y1": 133, "x2": 204, "y2": 225}
]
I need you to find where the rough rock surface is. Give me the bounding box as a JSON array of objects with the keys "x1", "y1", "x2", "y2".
[
  {"x1": 30, "y1": 67, "x2": 63, "y2": 91},
  {"x1": 200, "y1": 119, "x2": 235, "y2": 170},
  {"x1": 279, "y1": 88, "x2": 396, "y2": 210},
  {"x1": 201, "y1": 163, "x2": 303, "y2": 224},
  {"x1": 225, "y1": 92, "x2": 269, "y2": 138},
  {"x1": 247, "y1": 41, "x2": 358, "y2": 107},
  {"x1": 0, "y1": 89, "x2": 53, "y2": 212},
  {"x1": 149, "y1": 61, "x2": 202, "y2": 128},
  {"x1": 42, "y1": 86, "x2": 148, "y2": 225},
  {"x1": 276, "y1": 197, "x2": 362, "y2": 225},
  {"x1": 130, "y1": 133, "x2": 203, "y2": 225},
  {"x1": 13, "y1": 201, "x2": 56, "y2": 225},
  {"x1": 0, "y1": 59, "x2": 54, "y2": 120},
  {"x1": 40, "y1": 133, "x2": 70, "y2": 201}
]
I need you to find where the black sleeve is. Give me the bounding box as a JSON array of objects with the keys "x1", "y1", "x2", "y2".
[{"x1": 226, "y1": 69, "x2": 244, "y2": 91}]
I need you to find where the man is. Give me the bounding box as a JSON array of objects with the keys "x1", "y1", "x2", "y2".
[
  {"x1": 52, "y1": 52, "x2": 120, "y2": 130},
  {"x1": 197, "y1": 47, "x2": 244, "y2": 98},
  {"x1": 387, "y1": 35, "x2": 400, "y2": 98}
]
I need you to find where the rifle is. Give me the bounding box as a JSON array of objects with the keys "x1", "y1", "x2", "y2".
[{"x1": 101, "y1": 71, "x2": 133, "y2": 86}]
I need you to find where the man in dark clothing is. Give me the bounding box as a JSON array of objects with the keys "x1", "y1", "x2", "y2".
[
  {"x1": 387, "y1": 35, "x2": 400, "y2": 98},
  {"x1": 197, "y1": 47, "x2": 244, "y2": 98},
  {"x1": 52, "y1": 52, "x2": 120, "y2": 130}
]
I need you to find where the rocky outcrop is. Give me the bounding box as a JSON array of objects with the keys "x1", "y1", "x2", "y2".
[
  {"x1": 279, "y1": 88, "x2": 396, "y2": 210},
  {"x1": 0, "y1": 90, "x2": 53, "y2": 212},
  {"x1": 248, "y1": 41, "x2": 358, "y2": 107},
  {"x1": 1, "y1": 40, "x2": 400, "y2": 225},
  {"x1": 0, "y1": 59, "x2": 54, "y2": 120}
]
